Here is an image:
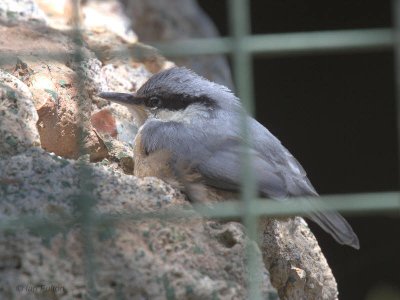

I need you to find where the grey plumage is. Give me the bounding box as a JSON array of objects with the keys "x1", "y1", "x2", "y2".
[{"x1": 99, "y1": 67, "x2": 360, "y2": 249}]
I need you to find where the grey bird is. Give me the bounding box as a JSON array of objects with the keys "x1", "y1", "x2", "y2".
[{"x1": 99, "y1": 67, "x2": 360, "y2": 249}]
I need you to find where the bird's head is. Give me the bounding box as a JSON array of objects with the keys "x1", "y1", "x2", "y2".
[{"x1": 99, "y1": 67, "x2": 239, "y2": 122}]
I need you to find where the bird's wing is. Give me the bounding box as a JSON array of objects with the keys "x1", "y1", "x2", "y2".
[
  {"x1": 196, "y1": 137, "x2": 290, "y2": 198},
  {"x1": 140, "y1": 118, "x2": 312, "y2": 198},
  {"x1": 140, "y1": 118, "x2": 292, "y2": 197}
]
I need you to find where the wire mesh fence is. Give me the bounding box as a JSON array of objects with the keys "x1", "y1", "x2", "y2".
[{"x1": 1, "y1": 0, "x2": 400, "y2": 299}]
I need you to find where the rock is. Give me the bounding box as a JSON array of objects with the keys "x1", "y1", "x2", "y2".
[
  {"x1": 0, "y1": 148, "x2": 278, "y2": 299},
  {"x1": 91, "y1": 109, "x2": 118, "y2": 138},
  {"x1": 36, "y1": 96, "x2": 108, "y2": 161},
  {"x1": 82, "y1": 0, "x2": 137, "y2": 44},
  {"x1": 261, "y1": 217, "x2": 338, "y2": 299},
  {"x1": 123, "y1": 0, "x2": 233, "y2": 89},
  {"x1": 122, "y1": 0, "x2": 234, "y2": 89},
  {"x1": 0, "y1": 69, "x2": 41, "y2": 156},
  {"x1": 0, "y1": 0, "x2": 46, "y2": 24},
  {"x1": 0, "y1": 1, "x2": 154, "y2": 164},
  {"x1": 10, "y1": 56, "x2": 108, "y2": 161},
  {"x1": 91, "y1": 110, "x2": 135, "y2": 174},
  {"x1": 36, "y1": 0, "x2": 137, "y2": 43},
  {"x1": 0, "y1": 22, "x2": 74, "y2": 69},
  {"x1": 0, "y1": 22, "x2": 110, "y2": 162},
  {"x1": 100, "y1": 63, "x2": 151, "y2": 95}
]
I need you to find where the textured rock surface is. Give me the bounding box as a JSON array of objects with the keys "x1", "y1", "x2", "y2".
[
  {"x1": 261, "y1": 218, "x2": 339, "y2": 300},
  {"x1": 122, "y1": 0, "x2": 234, "y2": 89},
  {"x1": 0, "y1": 34, "x2": 107, "y2": 160},
  {"x1": 0, "y1": 11, "x2": 150, "y2": 163},
  {"x1": 0, "y1": 148, "x2": 276, "y2": 299},
  {"x1": 0, "y1": 69, "x2": 41, "y2": 156},
  {"x1": 0, "y1": 0, "x2": 46, "y2": 24}
]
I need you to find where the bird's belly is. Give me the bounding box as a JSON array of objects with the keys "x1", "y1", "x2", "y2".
[{"x1": 133, "y1": 133, "x2": 175, "y2": 180}]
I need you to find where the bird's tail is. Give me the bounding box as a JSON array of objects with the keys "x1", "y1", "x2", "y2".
[
  {"x1": 307, "y1": 210, "x2": 360, "y2": 249},
  {"x1": 287, "y1": 175, "x2": 360, "y2": 249}
]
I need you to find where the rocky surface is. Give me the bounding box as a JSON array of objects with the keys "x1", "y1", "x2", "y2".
[
  {"x1": 261, "y1": 218, "x2": 338, "y2": 299},
  {"x1": 122, "y1": 0, "x2": 234, "y2": 89},
  {"x1": 0, "y1": 148, "x2": 276, "y2": 299},
  {"x1": 0, "y1": 0, "x2": 46, "y2": 24},
  {"x1": 0, "y1": 69, "x2": 41, "y2": 156},
  {"x1": 0, "y1": 1, "x2": 339, "y2": 299}
]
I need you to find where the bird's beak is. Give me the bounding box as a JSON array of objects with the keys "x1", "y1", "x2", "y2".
[{"x1": 98, "y1": 92, "x2": 144, "y2": 106}]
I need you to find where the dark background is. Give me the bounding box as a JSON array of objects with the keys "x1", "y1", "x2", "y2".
[{"x1": 197, "y1": 1, "x2": 400, "y2": 299}]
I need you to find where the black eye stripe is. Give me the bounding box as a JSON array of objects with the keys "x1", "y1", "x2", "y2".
[{"x1": 144, "y1": 94, "x2": 216, "y2": 111}]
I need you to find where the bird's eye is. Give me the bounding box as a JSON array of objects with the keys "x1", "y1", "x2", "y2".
[{"x1": 146, "y1": 96, "x2": 162, "y2": 108}]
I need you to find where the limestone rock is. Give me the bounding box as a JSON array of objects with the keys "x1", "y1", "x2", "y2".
[
  {"x1": 0, "y1": 0, "x2": 46, "y2": 24},
  {"x1": 0, "y1": 69, "x2": 41, "y2": 156},
  {"x1": 10, "y1": 56, "x2": 108, "y2": 161},
  {"x1": 82, "y1": 0, "x2": 137, "y2": 44},
  {"x1": 261, "y1": 217, "x2": 338, "y2": 299},
  {"x1": 0, "y1": 148, "x2": 277, "y2": 299},
  {"x1": 122, "y1": 0, "x2": 234, "y2": 89}
]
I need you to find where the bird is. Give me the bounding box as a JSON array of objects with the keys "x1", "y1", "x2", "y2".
[{"x1": 99, "y1": 67, "x2": 360, "y2": 249}]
